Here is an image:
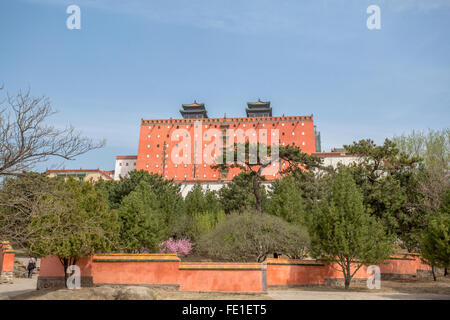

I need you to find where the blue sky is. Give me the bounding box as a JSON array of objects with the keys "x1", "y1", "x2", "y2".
[{"x1": 1, "y1": 0, "x2": 449, "y2": 171}]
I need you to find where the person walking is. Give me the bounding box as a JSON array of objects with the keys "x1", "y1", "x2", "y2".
[{"x1": 27, "y1": 257, "x2": 36, "y2": 278}]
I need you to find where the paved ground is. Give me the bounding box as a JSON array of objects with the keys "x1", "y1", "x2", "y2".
[
  {"x1": 1, "y1": 277, "x2": 449, "y2": 300},
  {"x1": 267, "y1": 290, "x2": 450, "y2": 300},
  {"x1": 0, "y1": 277, "x2": 37, "y2": 299}
]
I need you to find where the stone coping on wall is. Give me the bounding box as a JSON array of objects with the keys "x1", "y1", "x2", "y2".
[
  {"x1": 93, "y1": 253, "x2": 180, "y2": 262},
  {"x1": 265, "y1": 255, "x2": 418, "y2": 265},
  {"x1": 264, "y1": 258, "x2": 325, "y2": 266},
  {"x1": 179, "y1": 262, "x2": 262, "y2": 271},
  {"x1": 385, "y1": 254, "x2": 417, "y2": 261},
  {"x1": 91, "y1": 254, "x2": 419, "y2": 264}
]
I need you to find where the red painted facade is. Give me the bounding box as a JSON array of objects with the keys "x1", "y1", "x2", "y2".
[
  {"x1": 0, "y1": 241, "x2": 15, "y2": 273},
  {"x1": 137, "y1": 115, "x2": 316, "y2": 181}
]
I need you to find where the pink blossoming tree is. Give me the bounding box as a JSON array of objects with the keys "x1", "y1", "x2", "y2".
[{"x1": 159, "y1": 238, "x2": 192, "y2": 256}]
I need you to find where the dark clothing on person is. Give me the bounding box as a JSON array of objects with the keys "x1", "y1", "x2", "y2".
[{"x1": 27, "y1": 260, "x2": 36, "y2": 278}]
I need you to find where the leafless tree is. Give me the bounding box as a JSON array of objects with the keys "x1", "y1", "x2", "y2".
[
  {"x1": 417, "y1": 167, "x2": 450, "y2": 213},
  {"x1": 394, "y1": 129, "x2": 450, "y2": 213},
  {"x1": 0, "y1": 86, "x2": 105, "y2": 177}
]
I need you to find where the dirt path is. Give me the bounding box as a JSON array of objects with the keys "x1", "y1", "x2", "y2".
[
  {"x1": 267, "y1": 278, "x2": 450, "y2": 300},
  {"x1": 0, "y1": 277, "x2": 37, "y2": 299},
  {"x1": 267, "y1": 290, "x2": 450, "y2": 300}
]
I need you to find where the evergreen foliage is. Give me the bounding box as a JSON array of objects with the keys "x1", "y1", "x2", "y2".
[{"x1": 308, "y1": 169, "x2": 394, "y2": 289}]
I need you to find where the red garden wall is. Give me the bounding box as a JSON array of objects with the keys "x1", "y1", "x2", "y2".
[
  {"x1": 178, "y1": 262, "x2": 265, "y2": 293},
  {"x1": 379, "y1": 254, "x2": 432, "y2": 279},
  {"x1": 0, "y1": 241, "x2": 15, "y2": 284},
  {"x1": 265, "y1": 258, "x2": 368, "y2": 287},
  {"x1": 37, "y1": 254, "x2": 180, "y2": 289},
  {"x1": 91, "y1": 254, "x2": 180, "y2": 285},
  {"x1": 37, "y1": 253, "x2": 432, "y2": 292}
]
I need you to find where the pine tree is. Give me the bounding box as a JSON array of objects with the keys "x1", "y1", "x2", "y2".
[
  {"x1": 345, "y1": 139, "x2": 422, "y2": 251},
  {"x1": 218, "y1": 172, "x2": 264, "y2": 213},
  {"x1": 309, "y1": 169, "x2": 394, "y2": 289},
  {"x1": 95, "y1": 170, "x2": 183, "y2": 210},
  {"x1": 268, "y1": 176, "x2": 306, "y2": 225},
  {"x1": 117, "y1": 181, "x2": 168, "y2": 253},
  {"x1": 420, "y1": 190, "x2": 450, "y2": 280}
]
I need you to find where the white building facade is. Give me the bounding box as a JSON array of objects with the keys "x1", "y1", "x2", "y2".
[{"x1": 113, "y1": 156, "x2": 137, "y2": 180}]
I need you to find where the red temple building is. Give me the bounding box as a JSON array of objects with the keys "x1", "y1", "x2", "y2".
[{"x1": 137, "y1": 100, "x2": 320, "y2": 182}]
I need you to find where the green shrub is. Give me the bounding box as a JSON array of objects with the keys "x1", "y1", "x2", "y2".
[
  {"x1": 197, "y1": 211, "x2": 309, "y2": 262},
  {"x1": 218, "y1": 172, "x2": 268, "y2": 213},
  {"x1": 171, "y1": 210, "x2": 226, "y2": 242}
]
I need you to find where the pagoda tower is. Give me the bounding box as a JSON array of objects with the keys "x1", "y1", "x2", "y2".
[
  {"x1": 180, "y1": 100, "x2": 208, "y2": 119},
  {"x1": 246, "y1": 99, "x2": 272, "y2": 117}
]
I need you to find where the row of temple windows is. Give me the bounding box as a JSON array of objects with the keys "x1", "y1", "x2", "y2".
[
  {"x1": 147, "y1": 172, "x2": 281, "y2": 179},
  {"x1": 147, "y1": 131, "x2": 306, "y2": 140},
  {"x1": 145, "y1": 162, "x2": 289, "y2": 169},
  {"x1": 145, "y1": 140, "x2": 306, "y2": 152}
]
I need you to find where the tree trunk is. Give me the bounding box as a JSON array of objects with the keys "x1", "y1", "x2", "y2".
[
  {"x1": 339, "y1": 258, "x2": 354, "y2": 290},
  {"x1": 61, "y1": 257, "x2": 76, "y2": 288},
  {"x1": 344, "y1": 277, "x2": 351, "y2": 290},
  {"x1": 63, "y1": 258, "x2": 70, "y2": 288},
  {"x1": 257, "y1": 253, "x2": 267, "y2": 263},
  {"x1": 252, "y1": 174, "x2": 262, "y2": 214},
  {"x1": 432, "y1": 266, "x2": 437, "y2": 281},
  {"x1": 444, "y1": 268, "x2": 448, "y2": 277},
  {"x1": 344, "y1": 262, "x2": 352, "y2": 289}
]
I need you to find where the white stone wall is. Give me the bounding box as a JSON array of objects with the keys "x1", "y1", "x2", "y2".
[
  {"x1": 114, "y1": 157, "x2": 137, "y2": 180},
  {"x1": 320, "y1": 155, "x2": 360, "y2": 168},
  {"x1": 177, "y1": 181, "x2": 272, "y2": 198}
]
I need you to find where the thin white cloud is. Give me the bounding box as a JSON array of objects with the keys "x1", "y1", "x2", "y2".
[
  {"x1": 24, "y1": 0, "x2": 450, "y2": 36},
  {"x1": 384, "y1": 0, "x2": 450, "y2": 12},
  {"x1": 32, "y1": 0, "x2": 313, "y2": 34},
  {"x1": 20, "y1": 0, "x2": 450, "y2": 41}
]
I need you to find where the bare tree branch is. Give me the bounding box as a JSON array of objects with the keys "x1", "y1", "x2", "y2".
[{"x1": 0, "y1": 87, "x2": 105, "y2": 177}]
